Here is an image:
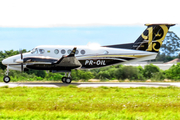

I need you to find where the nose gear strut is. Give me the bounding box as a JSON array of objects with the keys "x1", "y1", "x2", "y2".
[{"x1": 3, "y1": 65, "x2": 10, "y2": 83}]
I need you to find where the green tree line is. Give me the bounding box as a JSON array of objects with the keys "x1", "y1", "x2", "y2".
[
  {"x1": 0, "y1": 62, "x2": 180, "y2": 82},
  {"x1": 153, "y1": 31, "x2": 180, "y2": 62}
]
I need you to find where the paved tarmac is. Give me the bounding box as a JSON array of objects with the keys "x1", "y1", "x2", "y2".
[{"x1": 1, "y1": 82, "x2": 180, "y2": 88}]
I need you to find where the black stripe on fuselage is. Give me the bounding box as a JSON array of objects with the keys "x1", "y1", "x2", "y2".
[
  {"x1": 23, "y1": 57, "x2": 58, "y2": 63},
  {"x1": 79, "y1": 59, "x2": 124, "y2": 69},
  {"x1": 26, "y1": 64, "x2": 80, "y2": 70}
]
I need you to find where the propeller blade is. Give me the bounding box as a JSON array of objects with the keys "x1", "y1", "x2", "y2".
[
  {"x1": 19, "y1": 49, "x2": 23, "y2": 59},
  {"x1": 21, "y1": 63, "x2": 23, "y2": 72}
]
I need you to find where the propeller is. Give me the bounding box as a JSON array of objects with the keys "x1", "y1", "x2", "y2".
[{"x1": 19, "y1": 49, "x2": 24, "y2": 72}]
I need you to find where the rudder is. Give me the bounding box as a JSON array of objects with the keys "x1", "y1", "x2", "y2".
[
  {"x1": 103, "y1": 24, "x2": 175, "y2": 52},
  {"x1": 134, "y1": 24, "x2": 175, "y2": 52}
]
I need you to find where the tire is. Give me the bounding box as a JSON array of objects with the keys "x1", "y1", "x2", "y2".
[
  {"x1": 62, "y1": 77, "x2": 66, "y2": 83},
  {"x1": 65, "y1": 77, "x2": 72, "y2": 84},
  {"x1": 3, "y1": 76, "x2": 10, "y2": 83}
]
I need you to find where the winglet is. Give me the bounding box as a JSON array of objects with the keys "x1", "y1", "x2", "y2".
[
  {"x1": 67, "y1": 47, "x2": 77, "y2": 57},
  {"x1": 54, "y1": 47, "x2": 77, "y2": 64}
]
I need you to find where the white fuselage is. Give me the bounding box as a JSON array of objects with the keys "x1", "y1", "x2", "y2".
[{"x1": 2, "y1": 45, "x2": 157, "y2": 71}]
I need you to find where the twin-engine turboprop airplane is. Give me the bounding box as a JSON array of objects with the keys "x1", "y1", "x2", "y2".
[{"x1": 2, "y1": 24, "x2": 175, "y2": 84}]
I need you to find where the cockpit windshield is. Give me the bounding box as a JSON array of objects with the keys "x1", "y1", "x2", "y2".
[{"x1": 31, "y1": 48, "x2": 38, "y2": 54}]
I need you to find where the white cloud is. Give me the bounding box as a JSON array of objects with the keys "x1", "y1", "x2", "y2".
[{"x1": 0, "y1": 0, "x2": 179, "y2": 27}]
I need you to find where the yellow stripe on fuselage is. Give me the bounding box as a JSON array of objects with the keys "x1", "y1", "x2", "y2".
[{"x1": 80, "y1": 54, "x2": 151, "y2": 59}]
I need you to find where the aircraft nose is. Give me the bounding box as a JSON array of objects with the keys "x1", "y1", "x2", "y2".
[
  {"x1": 2, "y1": 54, "x2": 23, "y2": 65},
  {"x1": 2, "y1": 58, "x2": 8, "y2": 65},
  {"x1": 2, "y1": 57, "x2": 13, "y2": 65}
]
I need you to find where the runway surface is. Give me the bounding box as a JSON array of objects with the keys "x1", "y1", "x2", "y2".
[{"x1": 1, "y1": 82, "x2": 180, "y2": 88}]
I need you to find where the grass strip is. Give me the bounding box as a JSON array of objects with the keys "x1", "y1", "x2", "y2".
[{"x1": 0, "y1": 86, "x2": 180, "y2": 119}]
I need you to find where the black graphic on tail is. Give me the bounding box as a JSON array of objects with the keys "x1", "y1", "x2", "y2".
[{"x1": 104, "y1": 24, "x2": 175, "y2": 52}]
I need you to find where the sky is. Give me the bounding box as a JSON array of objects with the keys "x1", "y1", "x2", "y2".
[{"x1": 0, "y1": 0, "x2": 180, "y2": 51}]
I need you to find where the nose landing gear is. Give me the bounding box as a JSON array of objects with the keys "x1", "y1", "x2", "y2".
[
  {"x1": 61, "y1": 72, "x2": 72, "y2": 84},
  {"x1": 3, "y1": 76, "x2": 10, "y2": 83},
  {"x1": 3, "y1": 66, "x2": 10, "y2": 83}
]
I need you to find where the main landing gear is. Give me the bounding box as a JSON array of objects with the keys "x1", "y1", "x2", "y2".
[
  {"x1": 61, "y1": 72, "x2": 72, "y2": 84},
  {"x1": 3, "y1": 66, "x2": 10, "y2": 83}
]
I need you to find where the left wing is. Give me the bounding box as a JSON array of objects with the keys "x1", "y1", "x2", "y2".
[{"x1": 53, "y1": 47, "x2": 82, "y2": 68}]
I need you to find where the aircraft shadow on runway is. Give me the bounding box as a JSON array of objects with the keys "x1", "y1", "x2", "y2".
[
  {"x1": 12, "y1": 82, "x2": 81, "y2": 87},
  {"x1": 9, "y1": 82, "x2": 171, "y2": 87}
]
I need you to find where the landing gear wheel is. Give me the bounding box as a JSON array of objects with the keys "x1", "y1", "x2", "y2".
[
  {"x1": 65, "y1": 77, "x2": 72, "y2": 84},
  {"x1": 62, "y1": 77, "x2": 66, "y2": 83},
  {"x1": 3, "y1": 76, "x2": 10, "y2": 83}
]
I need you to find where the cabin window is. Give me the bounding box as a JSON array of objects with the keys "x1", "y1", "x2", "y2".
[
  {"x1": 67, "y1": 49, "x2": 71, "y2": 54},
  {"x1": 39, "y1": 49, "x2": 45, "y2": 54},
  {"x1": 75, "y1": 50, "x2": 79, "y2": 54},
  {"x1": 81, "y1": 50, "x2": 85, "y2": 55},
  {"x1": 54, "y1": 49, "x2": 59, "y2": 54},
  {"x1": 61, "y1": 49, "x2": 66, "y2": 54}
]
